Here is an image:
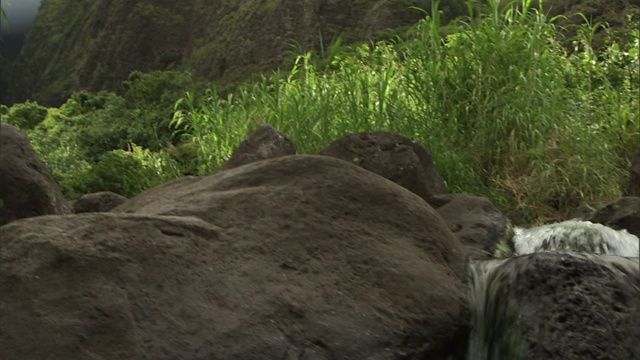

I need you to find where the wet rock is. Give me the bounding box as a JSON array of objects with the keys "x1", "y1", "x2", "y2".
[
  {"x1": 218, "y1": 124, "x2": 296, "y2": 171},
  {"x1": 469, "y1": 252, "x2": 640, "y2": 359},
  {"x1": 430, "y1": 194, "x2": 513, "y2": 259},
  {"x1": 624, "y1": 150, "x2": 640, "y2": 196},
  {"x1": 587, "y1": 196, "x2": 640, "y2": 238},
  {"x1": 1, "y1": 155, "x2": 467, "y2": 359},
  {"x1": 0, "y1": 122, "x2": 68, "y2": 225},
  {"x1": 72, "y1": 191, "x2": 128, "y2": 213},
  {"x1": 317, "y1": 131, "x2": 447, "y2": 203},
  {"x1": 566, "y1": 203, "x2": 598, "y2": 221}
]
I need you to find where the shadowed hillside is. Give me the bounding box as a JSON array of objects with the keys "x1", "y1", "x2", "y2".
[
  {"x1": 2, "y1": 0, "x2": 468, "y2": 106},
  {"x1": 2, "y1": 0, "x2": 637, "y2": 107}
]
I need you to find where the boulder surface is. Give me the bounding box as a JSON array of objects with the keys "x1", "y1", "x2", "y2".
[
  {"x1": 470, "y1": 252, "x2": 640, "y2": 359},
  {"x1": 430, "y1": 194, "x2": 512, "y2": 259},
  {"x1": 0, "y1": 122, "x2": 68, "y2": 225},
  {"x1": 218, "y1": 124, "x2": 296, "y2": 171},
  {"x1": 624, "y1": 150, "x2": 640, "y2": 196},
  {"x1": 71, "y1": 191, "x2": 128, "y2": 213},
  {"x1": 317, "y1": 131, "x2": 447, "y2": 203},
  {"x1": 1, "y1": 155, "x2": 467, "y2": 359},
  {"x1": 587, "y1": 196, "x2": 640, "y2": 238}
]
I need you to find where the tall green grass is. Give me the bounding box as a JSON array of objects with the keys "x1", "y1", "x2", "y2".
[
  {"x1": 167, "y1": 0, "x2": 638, "y2": 224},
  {"x1": 2, "y1": 2, "x2": 636, "y2": 216},
  {"x1": 401, "y1": 0, "x2": 639, "y2": 221}
]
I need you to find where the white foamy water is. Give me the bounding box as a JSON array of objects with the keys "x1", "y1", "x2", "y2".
[{"x1": 512, "y1": 220, "x2": 639, "y2": 257}]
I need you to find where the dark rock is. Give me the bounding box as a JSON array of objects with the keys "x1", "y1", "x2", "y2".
[
  {"x1": 431, "y1": 194, "x2": 513, "y2": 259},
  {"x1": 72, "y1": 191, "x2": 128, "y2": 213},
  {"x1": 470, "y1": 252, "x2": 640, "y2": 359},
  {"x1": 219, "y1": 124, "x2": 296, "y2": 171},
  {"x1": 0, "y1": 122, "x2": 68, "y2": 225},
  {"x1": 587, "y1": 196, "x2": 640, "y2": 238},
  {"x1": 317, "y1": 132, "x2": 447, "y2": 203},
  {"x1": 625, "y1": 150, "x2": 640, "y2": 196},
  {"x1": 1, "y1": 155, "x2": 468, "y2": 359},
  {"x1": 566, "y1": 203, "x2": 598, "y2": 221}
]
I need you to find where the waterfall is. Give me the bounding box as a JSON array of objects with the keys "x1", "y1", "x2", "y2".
[
  {"x1": 467, "y1": 220, "x2": 640, "y2": 360},
  {"x1": 468, "y1": 258, "x2": 515, "y2": 360},
  {"x1": 512, "y1": 220, "x2": 639, "y2": 257}
]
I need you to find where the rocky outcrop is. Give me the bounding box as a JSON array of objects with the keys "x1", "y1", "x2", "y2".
[
  {"x1": 469, "y1": 252, "x2": 640, "y2": 359},
  {"x1": 430, "y1": 194, "x2": 512, "y2": 259},
  {"x1": 587, "y1": 196, "x2": 640, "y2": 238},
  {"x1": 71, "y1": 191, "x2": 128, "y2": 213},
  {"x1": 0, "y1": 122, "x2": 68, "y2": 225},
  {"x1": 1, "y1": 154, "x2": 468, "y2": 359},
  {"x1": 317, "y1": 131, "x2": 447, "y2": 203},
  {"x1": 566, "y1": 203, "x2": 598, "y2": 221},
  {"x1": 219, "y1": 124, "x2": 296, "y2": 171},
  {"x1": 625, "y1": 150, "x2": 640, "y2": 196}
]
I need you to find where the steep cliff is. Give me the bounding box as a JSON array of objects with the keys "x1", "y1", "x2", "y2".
[
  {"x1": 3, "y1": 0, "x2": 468, "y2": 106},
  {"x1": 4, "y1": 0, "x2": 637, "y2": 107}
]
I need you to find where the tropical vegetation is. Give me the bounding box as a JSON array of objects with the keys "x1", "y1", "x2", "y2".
[{"x1": 2, "y1": 0, "x2": 638, "y2": 224}]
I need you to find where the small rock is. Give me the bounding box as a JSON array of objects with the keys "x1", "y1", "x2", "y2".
[
  {"x1": 625, "y1": 150, "x2": 640, "y2": 196},
  {"x1": 72, "y1": 191, "x2": 128, "y2": 213},
  {"x1": 219, "y1": 124, "x2": 296, "y2": 171},
  {"x1": 431, "y1": 194, "x2": 513, "y2": 259},
  {"x1": 586, "y1": 196, "x2": 640, "y2": 238},
  {"x1": 317, "y1": 131, "x2": 447, "y2": 203}
]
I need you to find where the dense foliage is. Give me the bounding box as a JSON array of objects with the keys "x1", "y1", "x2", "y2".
[
  {"x1": 3, "y1": 0, "x2": 471, "y2": 106},
  {"x1": 2, "y1": 0, "x2": 638, "y2": 224}
]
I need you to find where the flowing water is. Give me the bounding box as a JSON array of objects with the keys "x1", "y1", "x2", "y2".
[
  {"x1": 467, "y1": 220, "x2": 640, "y2": 360},
  {"x1": 512, "y1": 220, "x2": 639, "y2": 256}
]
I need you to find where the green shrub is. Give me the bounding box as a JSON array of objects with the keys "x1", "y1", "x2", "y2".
[
  {"x1": 3, "y1": 101, "x2": 48, "y2": 130},
  {"x1": 123, "y1": 70, "x2": 204, "y2": 146},
  {"x1": 80, "y1": 149, "x2": 158, "y2": 198},
  {"x1": 57, "y1": 88, "x2": 181, "y2": 160}
]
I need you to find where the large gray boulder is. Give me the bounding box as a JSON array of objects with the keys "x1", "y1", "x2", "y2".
[
  {"x1": 0, "y1": 122, "x2": 68, "y2": 225},
  {"x1": 1, "y1": 155, "x2": 468, "y2": 360}
]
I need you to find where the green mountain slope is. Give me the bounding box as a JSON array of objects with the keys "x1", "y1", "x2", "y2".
[
  {"x1": 3, "y1": 0, "x2": 468, "y2": 106},
  {"x1": 3, "y1": 0, "x2": 637, "y2": 107}
]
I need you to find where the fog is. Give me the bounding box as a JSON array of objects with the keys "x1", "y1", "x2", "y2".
[{"x1": 1, "y1": 0, "x2": 43, "y2": 59}]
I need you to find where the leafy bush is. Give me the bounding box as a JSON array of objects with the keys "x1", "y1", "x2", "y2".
[
  {"x1": 17, "y1": 75, "x2": 192, "y2": 198},
  {"x1": 3, "y1": 101, "x2": 48, "y2": 129},
  {"x1": 26, "y1": 108, "x2": 93, "y2": 199},
  {"x1": 124, "y1": 70, "x2": 204, "y2": 148},
  {"x1": 79, "y1": 149, "x2": 159, "y2": 198}
]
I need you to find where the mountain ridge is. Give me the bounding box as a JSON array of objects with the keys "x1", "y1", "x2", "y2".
[
  {"x1": 2, "y1": 0, "x2": 469, "y2": 106},
  {"x1": 1, "y1": 0, "x2": 637, "y2": 107}
]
